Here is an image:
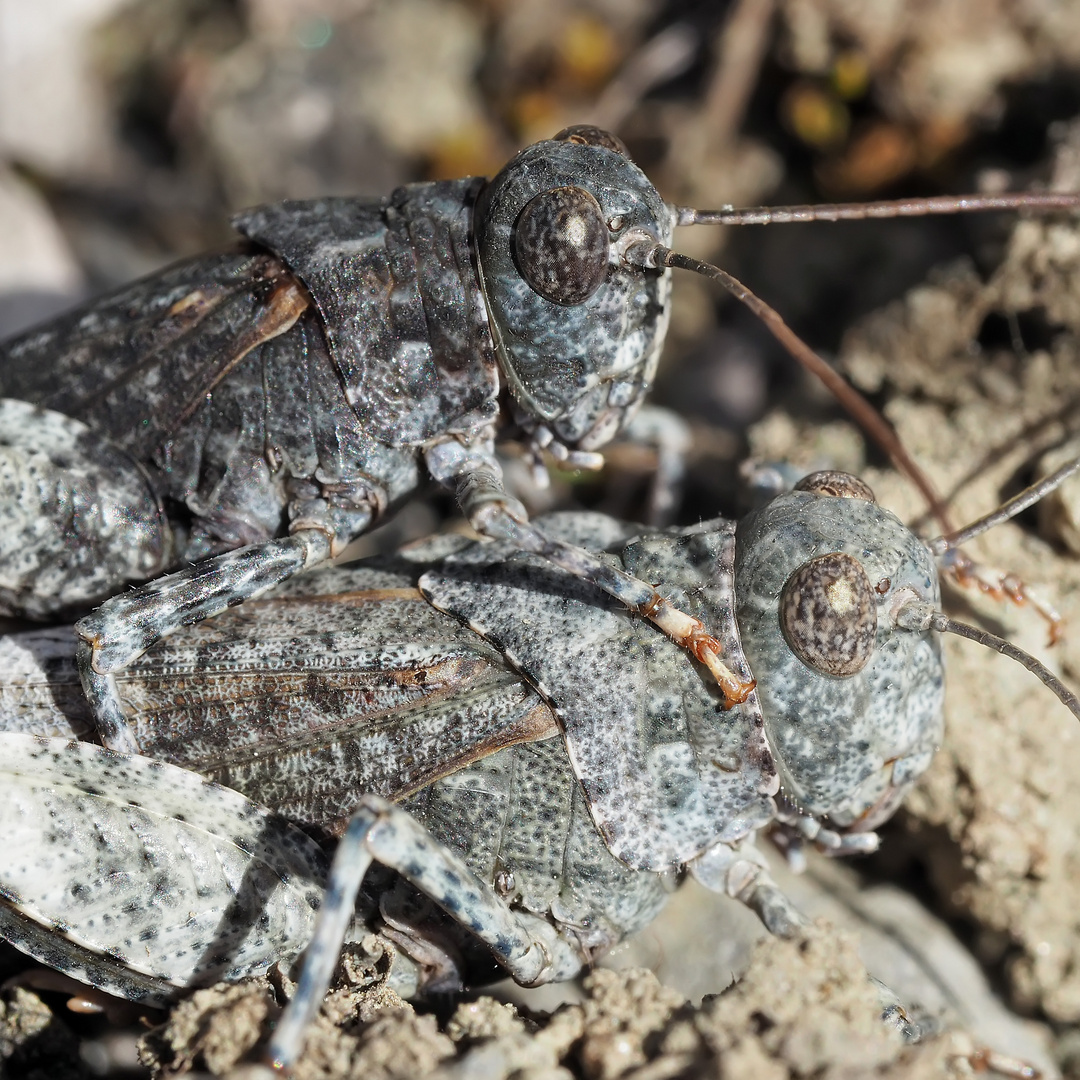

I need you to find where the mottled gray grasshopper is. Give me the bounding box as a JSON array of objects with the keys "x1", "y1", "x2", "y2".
[
  {"x1": 1, "y1": 473, "x2": 1076, "y2": 1070},
  {"x1": 3, "y1": 125, "x2": 1079, "y2": 756}
]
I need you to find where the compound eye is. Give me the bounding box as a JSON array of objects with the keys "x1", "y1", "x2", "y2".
[
  {"x1": 780, "y1": 552, "x2": 876, "y2": 677},
  {"x1": 514, "y1": 186, "x2": 609, "y2": 306},
  {"x1": 794, "y1": 471, "x2": 876, "y2": 502}
]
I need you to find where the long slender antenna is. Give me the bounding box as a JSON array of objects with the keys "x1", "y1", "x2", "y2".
[
  {"x1": 929, "y1": 455, "x2": 1080, "y2": 555},
  {"x1": 623, "y1": 239, "x2": 954, "y2": 531},
  {"x1": 677, "y1": 191, "x2": 1080, "y2": 227},
  {"x1": 895, "y1": 600, "x2": 1080, "y2": 723}
]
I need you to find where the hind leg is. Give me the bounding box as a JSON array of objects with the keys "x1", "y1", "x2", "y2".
[
  {"x1": 74, "y1": 487, "x2": 377, "y2": 751},
  {"x1": 0, "y1": 400, "x2": 169, "y2": 619}
]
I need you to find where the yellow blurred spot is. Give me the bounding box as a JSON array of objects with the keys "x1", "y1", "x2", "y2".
[
  {"x1": 783, "y1": 82, "x2": 849, "y2": 149},
  {"x1": 426, "y1": 123, "x2": 505, "y2": 181},
  {"x1": 831, "y1": 50, "x2": 870, "y2": 101},
  {"x1": 510, "y1": 90, "x2": 561, "y2": 140},
  {"x1": 817, "y1": 122, "x2": 917, "y2": 196},
  {"x1": 558, "y1": 15, "x2": 619, "y2": 89}
]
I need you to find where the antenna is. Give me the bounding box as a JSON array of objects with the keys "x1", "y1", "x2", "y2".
[
  {"x1": 621, "y1": 237, "x2": 954, "y2": 530},
  {"x1": 920, "y1": 454, "x2": 1080, "y2": 645},
  {"x1": 896, "y1": 599, "x2": 1080, "y2": 724},
  {"x1": 633, "y1": 187, "x2": 1080, "y2": 530},
  {"x1": 929, "y1": 456, "x2": 1080, "y2": 555},
  {"x1": 677, "y1": 191, "x2": 1080, "y2": 227}
]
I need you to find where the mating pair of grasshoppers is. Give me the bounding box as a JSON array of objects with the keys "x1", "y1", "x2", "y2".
[{"x1": 2, "y1": 124, "x2": 1079, "y2": 1073}]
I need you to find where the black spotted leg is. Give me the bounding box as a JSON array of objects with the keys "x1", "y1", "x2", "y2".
[
  {"x1": 75, "y1": 528, "x2": 343, "y2": 752},
  {"x1": 267, "y1": 794, "x2": 585, "y2": 1071}
]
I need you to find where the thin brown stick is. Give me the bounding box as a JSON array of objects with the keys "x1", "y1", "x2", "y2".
[
  {"x1": 677, "y1": 191, "x2": 1080, "y2": 227},
  {"x1": 702, "y1": 0, "x2": 776, "y2": 148},
  {"x1": 592, "y1": 24, "x2": 698, "y2": 134}
]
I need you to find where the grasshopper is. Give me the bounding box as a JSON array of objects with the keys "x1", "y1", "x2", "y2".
[
  {"x1": 2, "y1": 125, "x2": 1079, "y2": 757},
  {"x1": 0, "y1": 467, "x2": 1076, "y2": 1071}
]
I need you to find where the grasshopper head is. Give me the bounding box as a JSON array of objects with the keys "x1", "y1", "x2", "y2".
[
  {"x1": 733, "y1": 473, "x2": 945, "y2": 836},
  {"x1": 475, "y1": 126, "x2": 675, "y2": 454}
]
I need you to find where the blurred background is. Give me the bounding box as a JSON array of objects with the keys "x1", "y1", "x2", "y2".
[{"x1": 6, "y1": 0, "x2": 1080, "y2": 532}]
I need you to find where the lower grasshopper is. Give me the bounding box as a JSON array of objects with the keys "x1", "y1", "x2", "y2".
[{"x1": 0, "y1": 466, "x2": 1074, "y2": 1071}]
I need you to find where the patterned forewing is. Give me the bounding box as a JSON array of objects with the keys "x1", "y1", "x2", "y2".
[
  {"x1": 0, "y1": 574, "x2": 557, "y2": 835},
  {"x1": 0, "y1": 253, "x2": 281, "y2": 442},
  {"x1": 107, "y1": 587, "x2": 556, "y2": 831}
]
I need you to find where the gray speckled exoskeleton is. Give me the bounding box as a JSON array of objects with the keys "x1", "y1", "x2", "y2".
[
  {"x1": 0, "y1": 472, "x2": 1018, "y2": 1067},
  {"x1": 4, "y1": 126, "x2": 1080, "y2": 754}
]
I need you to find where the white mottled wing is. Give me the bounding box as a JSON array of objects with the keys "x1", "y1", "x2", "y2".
[{"x1": 0, "y1": 734, "x2": 327, "y2": 1004}]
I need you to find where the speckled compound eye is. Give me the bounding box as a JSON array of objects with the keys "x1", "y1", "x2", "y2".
[
  {"x1": 514, "y1": 186, "x2": 609, "y2": 306},
  {"x1": 794, "y1": 471, "x2": 876, "y2": 502},
  {"x1": 780, "y1": 552, "x2": 877, "y2": 677}
]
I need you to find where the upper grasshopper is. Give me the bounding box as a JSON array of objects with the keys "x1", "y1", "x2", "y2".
[{"x1": 2, "y1": 123, "x2": 1078, "y2": 756}]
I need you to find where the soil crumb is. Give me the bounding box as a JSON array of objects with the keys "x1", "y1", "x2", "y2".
[{"x1": 132, "y1": 923, "x2": 989, "y2": 1079}]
